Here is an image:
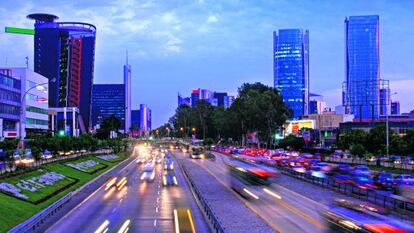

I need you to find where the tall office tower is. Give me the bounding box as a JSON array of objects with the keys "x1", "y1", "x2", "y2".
[
  {"x1": 191, "y1": 89, "x2": 200, "y2": 107},
  {"x1": 213, "y1": 92, "x2": 228, "y2": 107},
  {"x1": 391, "y1": 101, "x2": 400, "y2": 115},
  {"x1": 91, "y1": 84, "x2": 125, "y2": 130},
  {"x1": 273, "y1": 29, "x2": 309, "y2": 118},
  {"x1": 309, "y1": 93, "x2": 327, "y2": 114},
  {"x1": 139, "y1": 104, "x2": 151, "y2": 134},
  {"x1": 124, "y1": 53, "x2": 131, "y2": 133},
  {"x1": 343, "y1": 15, "x2": 380, "y2": 121},
  {"x1": 379, "y1": 88, "x2": 390, "y2": 116},
  {"x1": 28, "y1": 14, "x2": 96, "y2": 132},
  {"x1": 178, "y1": 93, "x2": 191, "y2": 107}
]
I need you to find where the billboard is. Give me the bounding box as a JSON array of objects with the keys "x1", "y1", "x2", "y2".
[{"x1": 284, "y1": 120, "x2": 315, "y2": 135}]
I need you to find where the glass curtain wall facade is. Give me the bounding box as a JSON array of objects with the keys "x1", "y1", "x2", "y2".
[
  {"x1": 273, "y1": 29, "x2": 309, "y2": 118},
  {"x1": 0, "y1": 72, "x2": 21, "y2": 138},
  {"x1": 344, "y1": 15, "x2": 380, "y2": 121},
  {"x1": 91, "y1": 84, "x2": 125, "y2": 130}
]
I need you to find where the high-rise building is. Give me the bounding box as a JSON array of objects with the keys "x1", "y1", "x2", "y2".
[
  {"x1": 343, "y1": 15, "x2": 381, "y2": 121},
  {"x1": 124, "y1": 54, "x2": 131, "y2": 133},
  {"x1": 139, "y1": 104, "x2": 151, "y2": 134},
  {"x1": 273, "y1": 29, "x2": 309, "y2": 118},
  {"x1": 0, "y1": 70, "x2": 21, "y2": 139},
  {"x1": 224, "y1": 95, "x2": 235, "y2": 109},
  {"x1": 213, "y1": 92, "x2": 227, "y2": 107},
  {"x1": 391, "y1": 101, "x2": 400, "y2": 115},
  {"x1": 131, "y1": 109, "x2": 140, "y2": 129},
  {"x1": 379, "y1": 88, "x2": 390, "y2": 116},
  {"x1": 91, "y1": 84, "x2": 125, "y2": 130},
  {"x1": 0, "y1": 68, "x2": 49, "y2": 139},
  {"x1": 28, "y1": 13, "x2": 96, "y2": 132},
  {"x1": 191, "y1": 89, "x2": 200, "y2": 107},
  {"x1": 178, "y1": 93, "x2": 191, "y2": 107},
  {"x1": 309, "y1": 93, "x2": 327, "y2": 114}
]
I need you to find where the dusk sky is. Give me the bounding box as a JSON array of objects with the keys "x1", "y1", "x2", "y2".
[{"x1": 1, "y1": 0, "x2": 414, "y2": 127}]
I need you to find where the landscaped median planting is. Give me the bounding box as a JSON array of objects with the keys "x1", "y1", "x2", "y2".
[
  {"x1": 0, "y1": 152, "x2": 127, "y2": 233},
  {"x1": 97, "y1": 154, "x2": 123, "y2": 162},
  {"x1": 0, "y1": 170, "x2": 77, "y2": 204},
  {"x1": 65, "y1": 158, "x2": 107, "y2": 174}
]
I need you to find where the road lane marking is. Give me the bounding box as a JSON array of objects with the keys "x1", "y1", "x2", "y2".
[
  {"x1": 117, "y1": 219, "x2": 130, "y2": 233},
  {"x1": 263, "y1": 188, "x2": 282, "y2": 200},
  {"x1": 94, "y1": 220, "x2": 110, "y2": 233}
]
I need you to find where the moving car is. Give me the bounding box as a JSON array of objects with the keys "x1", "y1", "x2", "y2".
[
  {"x1": 394, "y1": 174, "x2": 414, "y2": 185},
  {"x1": 352, "y1": 175, "x2": 377, "y2": 193},
  {"x1": 352, "y1": 165, "x2": 371, "y2": 177},
  {"x1": 141, "y1": 163, "x2": 155, "y2": 182},
  {"x1": 322, "y1": 199, "x2": 413, "y2": 233},
  {"x1": 373, "y1": 172, "x2": 397, "y2": 190},
  {"x1": 291, "y1": 165, "x2": 306, "y2": 173},
  {"x1": 164, "y1": 159, "x2": 174, "y2": 170},
  {"x1": 163, "y1": 172, "x2": 178, "y2": 186}
]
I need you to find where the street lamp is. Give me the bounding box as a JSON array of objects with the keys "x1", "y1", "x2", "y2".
[
  {"x1": 191, "y1": 127, "x2": 196, "y2": 132},
  {"x1": 18, "y1": 78, "x2": 56, "y2": 149},
  {"x1": 386, "y1": 92, "x2": 397, "y2": 158}
]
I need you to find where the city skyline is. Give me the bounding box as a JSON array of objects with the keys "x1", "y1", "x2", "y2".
[{"x1": 1, "y1": 0, "x2": 414, "y2": 127}]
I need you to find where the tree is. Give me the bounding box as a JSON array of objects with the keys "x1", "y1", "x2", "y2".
[
  {"x1": 350, "y1": 144, "x2": 366, "y2": 158},
  {"x1": 229, "y1": 83, "x2": 290, "y2": 146},
  {"x1": 279, "y1": 135, "x2": 305, "y2": 150},
  {"x1": 337, "y1": 129, "x2": 367, "y2": 150},
  {"x1": 365, "y1": 125, "x2": 395, "y2": 155},
  {"x1": 95, "y1": 115, "x2": 122, "y2": 139}
]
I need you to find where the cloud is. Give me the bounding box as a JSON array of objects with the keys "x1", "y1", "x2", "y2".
[{"x1": 207, "y1": 14, "x2": 219, "y2": 23}]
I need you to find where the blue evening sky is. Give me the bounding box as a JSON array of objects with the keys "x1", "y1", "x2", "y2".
[{"x1": 1, "y1": 0, "x2": 414, "y2": 127}]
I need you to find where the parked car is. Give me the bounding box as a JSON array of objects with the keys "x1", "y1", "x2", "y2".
[
  {"x1": 373, "y1": 172, "x2": 397, "y2": 190},
  {"x1": 41, "y1": 150, "x2": 53, "y2": 160}
]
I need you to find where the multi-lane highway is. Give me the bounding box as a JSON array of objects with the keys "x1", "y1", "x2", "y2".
[
  {"x1": 175, "y1": 150, "x2": 328, "y2": 233},
  {"x1": 46, "y1": 148, "x2": 208, "y2": 233}
]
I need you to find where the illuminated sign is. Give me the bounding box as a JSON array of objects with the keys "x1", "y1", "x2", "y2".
[
  {"x1": 5, "y1": 27, "x2": 35, "y2": 35},
  {"x1": 284, "y1": 120, "x2": 315, "y2": 135}
]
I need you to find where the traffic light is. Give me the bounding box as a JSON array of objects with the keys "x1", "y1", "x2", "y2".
[{"x1": 58, "y1": 130, "x2": 65, "y2": 137}]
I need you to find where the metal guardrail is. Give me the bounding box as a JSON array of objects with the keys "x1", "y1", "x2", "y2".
[
  {"x1": 277, "y1": 166, "x2": 414, "y2": 216},
  {"x1": 8, "y1": 192, "x2": 73, "y2": 233},
  {"x1": 176, "y1": 157, "x2": 226, "y2": 233},
  {"x1": 213, "y1": 150, "x2": 414, "y2": 217}
]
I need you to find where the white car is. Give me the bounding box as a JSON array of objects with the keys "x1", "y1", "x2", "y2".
[
  {"x1": 41, "y1": 150, "x2": 53, "y2": 160},
  {"x1": 141, "y1": 171, "x2": 155, "y2": 182}
]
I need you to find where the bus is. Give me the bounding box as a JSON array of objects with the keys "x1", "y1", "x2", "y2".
[
  {"x1": 322, "y1": 199, "x2": 414, "y2": 233},
  {"x1": 227, "y1": 159, "x2": 279, "y2": 199},
  {"x1": 189, "y1": 146, "x2": 205, "y2": 159}
]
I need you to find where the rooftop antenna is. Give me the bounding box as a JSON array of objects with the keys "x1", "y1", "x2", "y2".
[
  {"x1": 126, "y1": 50, "x2": 128, "y2": 65},
  {"x1": 25, "y1": 56, "x2": 29, "y2": 68}
]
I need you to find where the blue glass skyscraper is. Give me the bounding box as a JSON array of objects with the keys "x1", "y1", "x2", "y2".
[
  {"x1": 273, "y1": 29, "x2": 309, "y2": 119},
  {"x1": 91, "y1": 84, "x2": 125, "y2": 130},
  {"x1": 344, "y1": 15, "x2": 380, "y2": 121}
]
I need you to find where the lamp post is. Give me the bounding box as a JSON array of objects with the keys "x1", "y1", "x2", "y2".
[
  {"x1": 18, "y1": 78, "x2": 55, "y2": 149},
  {"x1": 386, "y1": 92, "x2": 397, "y2": 158}
]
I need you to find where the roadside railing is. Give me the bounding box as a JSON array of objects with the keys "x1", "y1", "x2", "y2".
[
  {"x1": 176, "y1": 157, "x2": 226, "y2": 233},
  {"x1": 323, "y1": 157, "x2": 413, "y2": 171},
  {"x1": 277, "y1": 166, "x2": 414, "y2": 216},
  {"x1": 8, "y1": 192, "x2": 73, "y2": 233}
]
